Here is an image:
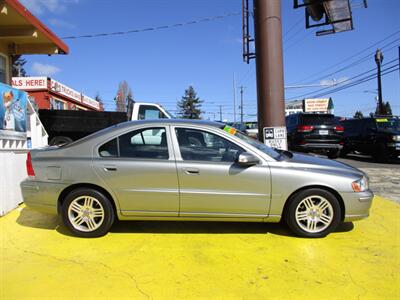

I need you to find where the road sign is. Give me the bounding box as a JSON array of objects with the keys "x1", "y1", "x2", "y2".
[{"x1": 263, "y1": 126, "x2": 287, "y2": 150}]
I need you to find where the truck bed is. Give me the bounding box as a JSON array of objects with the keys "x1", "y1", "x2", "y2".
[{"x1": 39, "y1": 109, "x2": 128, "y2": 143}]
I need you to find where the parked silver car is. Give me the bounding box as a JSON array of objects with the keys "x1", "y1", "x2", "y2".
[{"x1": 21, "y1": 120, "x2": 373, "y2": 238}]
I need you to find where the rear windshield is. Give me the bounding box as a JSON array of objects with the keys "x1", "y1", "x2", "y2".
[{"x1": 301, "y1": 114, "x2": 337, "y2": 125}]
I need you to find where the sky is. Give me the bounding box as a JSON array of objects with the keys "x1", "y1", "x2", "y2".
[{"x1": 19, "y1": 0, "x2": 400, "y2": 120}]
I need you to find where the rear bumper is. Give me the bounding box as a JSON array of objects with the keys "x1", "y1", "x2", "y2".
[
  {"x1": 340, "y1": 190, "x2": 374, "y2": 222},
  {"x1": 298, "y1": 143, "x2": 343, "y2": 151},
  {"x1": 20, "y1": 180, "x2": 67, "y2": 215}
]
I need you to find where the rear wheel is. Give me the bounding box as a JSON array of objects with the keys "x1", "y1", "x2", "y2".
[
  {"x1": 285, "y1": 188, "x2": 341, "y2": 238},
  {"x1": 61, "y1": 188, "x2": 115, "y2": 238}
]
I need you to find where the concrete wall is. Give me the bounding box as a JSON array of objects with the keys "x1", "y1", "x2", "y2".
[{"x1": 0, "y1": 151, "x2": 27, "y2": 216}]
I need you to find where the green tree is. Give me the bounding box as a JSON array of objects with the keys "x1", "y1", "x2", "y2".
[
  {"x1": 95, "y1": 93, "x2": 105, "y2": 111},
  {"x1": 375, "y1": 101, "x2": 393, "y2": 116},
  {"x1": 353, "y1": 110, "x2": 364, "y2": 119},
  {"x1": 384, "y1": 101, "x2": 392, "y2": 115},
  {"x1": 177, "y1": 86, "x2": 203, "y2": 119},
  {"x1": 12, "y1": 55, "x2": 28, "y2": 77}
]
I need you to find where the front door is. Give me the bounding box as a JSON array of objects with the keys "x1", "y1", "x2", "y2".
[
  {"x1": 172, "y1": 127, "x2": 271, "y2": 218},
  {"x1": 93, "y1": 126, "x2": 179, "y2": 216}
]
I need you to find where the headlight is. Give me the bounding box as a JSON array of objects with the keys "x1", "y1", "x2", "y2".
[
  {"x1": 392, "y1": 135, "x2": 400, "y2": 142},
  {"x1": 352, "y1": 176, "x2": 369, "y2": 192}
]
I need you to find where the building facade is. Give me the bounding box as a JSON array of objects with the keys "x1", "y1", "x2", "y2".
[{"x1": 12, "y1": 76, "x2": 101, "y2": 111}]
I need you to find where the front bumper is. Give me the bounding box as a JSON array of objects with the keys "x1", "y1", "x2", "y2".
[
  {"x1": 20, "y1": 180, "x2": 67, "y2": 215},
  {"x1": 341, "y1": 190, "x2": 374, "y2": 222}
]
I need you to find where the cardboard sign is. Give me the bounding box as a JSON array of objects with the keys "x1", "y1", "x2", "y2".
[{"x1": 0, "y1": 82, "x2": 27, "y2": 133}]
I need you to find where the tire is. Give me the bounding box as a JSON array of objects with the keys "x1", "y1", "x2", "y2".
[
  {"x1": 327, "y1": 149, "x2": 340, "y2": 159},
  {"x1": 61, "y1": 188, "x2": 115, "y2": 238},
  {"x1": 372, "y1": 143, "x2": 389, "y2": 163},
  {"x1": 49, "y1": 136, "x2": 73, "y2": 146},
  {"x1": 339, "y1": 147, "x2": 349, "y2": 158},
  {"x1": 285, "y1": 188, "x2": 341, "y2": 238}
]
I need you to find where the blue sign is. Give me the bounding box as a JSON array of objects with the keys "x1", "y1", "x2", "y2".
[{"x1": 0, "y1": 82, "x2": 27, "y2": 132}]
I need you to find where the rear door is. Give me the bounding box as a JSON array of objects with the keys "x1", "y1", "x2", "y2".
[{"x1": 93, "y1": 125, "x2": 179, "y2": 216}]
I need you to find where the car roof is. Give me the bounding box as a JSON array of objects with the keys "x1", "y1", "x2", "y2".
[{"x1": 62, "y1": 119, "x2": 225, "y2": 149}]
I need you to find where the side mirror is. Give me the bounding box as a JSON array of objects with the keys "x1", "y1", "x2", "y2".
[{"x1": 236, "y1": 152, "x2": 259, "y2": 166}]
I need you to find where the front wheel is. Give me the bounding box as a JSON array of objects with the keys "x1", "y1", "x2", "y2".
[
  {"x1": 61, "y1": 188, "x2": 115, "y2": 238},
  {"x1": 327, "y1": 149, "x2": 340, "y2": 159},
  {"x1": 285, "y1": 189, "x2": 341, "y2": 238}
]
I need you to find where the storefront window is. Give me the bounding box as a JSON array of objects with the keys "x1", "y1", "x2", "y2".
[
  {"x1": 0, "y1": 55, "x2": 7, "y2": 83},
  {"x1": 50, "y1": 98, "x2": 66, "y2": 110}
]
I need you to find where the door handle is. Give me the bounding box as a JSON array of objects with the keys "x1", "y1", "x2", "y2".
[
  {"x1": 183, "y1": 168, "x2": 199, "y2": 175},
  {"x1": 103, "y1": 166, "x2": 117, "y2": 172}
]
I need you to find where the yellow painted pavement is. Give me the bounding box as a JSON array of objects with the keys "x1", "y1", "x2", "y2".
[{"x1": 1, "y1": 196, "x2": 399, "y2": 300}]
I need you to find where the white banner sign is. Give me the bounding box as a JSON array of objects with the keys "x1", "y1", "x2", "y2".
[
  {"x1": 82, "y1": 95, "x2": 100, "y2": 109},
  {"x1": 263, "y1": 126, "x2": 287, "y2": 150},
  {"x1": 50, "y1": 79, "x2": 81, "y2": 103},
  {"x1": 304, "y1": 98, "x2": 330, "y2": 112},
  {"x1": 12, "y1": 77, "x2": 47, "y2": 90}
]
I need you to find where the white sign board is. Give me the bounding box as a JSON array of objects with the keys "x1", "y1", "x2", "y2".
[
  {"x1": 82, "y1": 95, "x2": 100, "y2": 110},
  {"x1": 50, "y1": 79, "x2": 81, "y2": 103},
  {"x1": 12, "y1": 77, "x2": 48, "y2": 90},
  {"x1": 304, "y1": 98, "x2": 330, "y2": 112},
  {"x1": 263, "y1": 126, "x2": 287, "y2": 150}
]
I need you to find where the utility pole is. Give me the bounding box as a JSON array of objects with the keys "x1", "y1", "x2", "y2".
[
  {"x1": 240, "y1": 86, "x2": 245, "y2": 124},
  {"x1": 375, "y1": 49, "x2": 384, "y2": 115},
  {"x1": 233, "y1": 73, "x2": 237, "y2": 123},
  {"x1": 219, "y1": 105, "x2": 223, "y2": 122},
  {"x1": 253, "y1": 0, "x2": 285, "y2": 141}
]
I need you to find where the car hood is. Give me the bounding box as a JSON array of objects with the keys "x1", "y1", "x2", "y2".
[{"x1": 285, "y1": 152, "x2": 365, "y2": 178}]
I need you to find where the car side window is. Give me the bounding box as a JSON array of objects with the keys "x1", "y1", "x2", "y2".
[
  {"x1": 99, "y1": 138, "x2": 118, "y2": 157},
  {"x1": 119, "y1": 127, "x2": 169, "y2": 159},
  {"x1": 138, "y1": 105, "x2": 167, "y2": 120},
  {"x1": 175, "y1": 128, "x2": 244, "y2": 163}
]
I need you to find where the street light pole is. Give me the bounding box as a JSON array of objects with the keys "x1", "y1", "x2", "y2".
[{"x1": 375, "y1": 49, "x2": 384, "y2": 115}]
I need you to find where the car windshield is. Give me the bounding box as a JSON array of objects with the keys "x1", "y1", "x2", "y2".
[
  {"x1": 374, "y1": 118, "x2": 400, "y2": 131},
  {"x1": 219, "y1": 125, "x2": 281, "y2": 160}
]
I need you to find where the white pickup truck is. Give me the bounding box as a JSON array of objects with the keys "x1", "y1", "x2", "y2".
[{"x1": 39, "y1": 101, "x2": 172, "y2": 145}]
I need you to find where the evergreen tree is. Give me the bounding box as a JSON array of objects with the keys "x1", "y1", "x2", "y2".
[
  {"x1": 95, "y1": 93, "x2": 105, "y2": 111},
  {"x1": 375, "y1": 101, "x2": 393, "y2": 116},
  {"x1": 353, "y1": 110, "x2": 364, "y2": 119},
  {"x1": 384, "y1": 101, "x2": 392, "y2": 115},
  {"x1": 12, "y1": 55, "x2": 28, "y2": 77},
  {"x1": 177, "y1": 86, "x2": 203, "y2": 119}
]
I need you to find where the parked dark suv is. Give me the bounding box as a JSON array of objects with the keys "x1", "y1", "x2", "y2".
[
  {"x1": 341, "y1": 116, "x2": 400, "y2": 162},
  {"x1": 286, "y1": 113, "x2": 344, "y2": 158}
]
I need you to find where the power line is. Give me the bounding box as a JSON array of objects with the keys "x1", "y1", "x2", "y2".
[
  {"x1": 287, "y1": 58, "x2": 399, "y2": 100},
  {"x1": 62, "y1": 12, "x2": 241, "y2": 40},
  {"x1": 307, "y1": 64, "x2": 399, "y2": 99},
  {"x1": 289, "y1": 29, "x2": 400, "y2": 84},
  {"x1": 299, "y1": 39, "x2": 400, "y2": 85}
]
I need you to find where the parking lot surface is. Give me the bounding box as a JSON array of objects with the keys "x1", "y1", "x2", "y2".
[{"x1": 1, "y1": 196, "x2": 399, "y2": 299}]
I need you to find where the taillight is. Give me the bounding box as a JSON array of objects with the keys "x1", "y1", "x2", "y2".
[
  {"x1": 297, "y1": 125, "x2": 314, "y2": 132},
  {"x1": 334, "y1": 125, "x2": 344, "y2": 133},
  {"x1": 26, "y1": 152, "x2": 35, "y2": 177}
]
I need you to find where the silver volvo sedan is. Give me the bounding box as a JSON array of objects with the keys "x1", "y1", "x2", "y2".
[{"x1": 21, "y1": 120, "x2": 373, "y2": 238}]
